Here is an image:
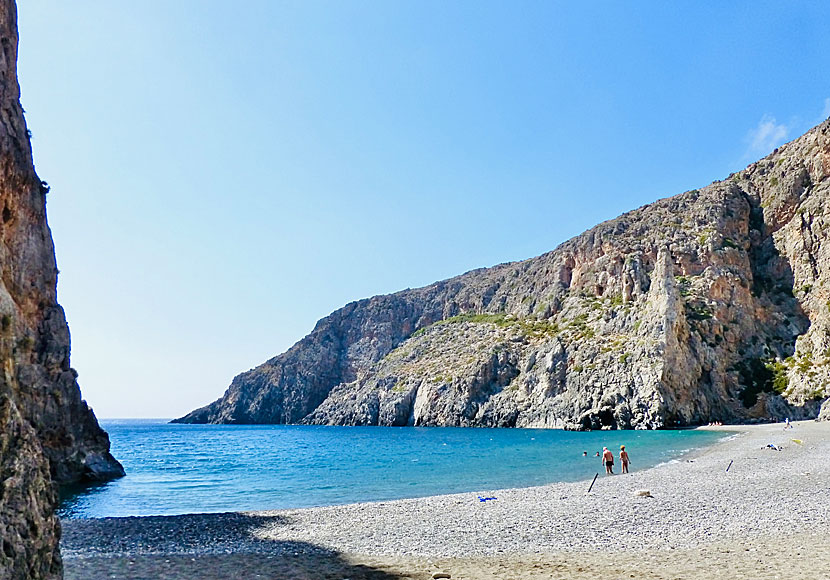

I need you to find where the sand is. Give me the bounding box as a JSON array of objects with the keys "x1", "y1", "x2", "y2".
[{"x1": 62, "y1": 420, "x2": 830, "y2": 579}]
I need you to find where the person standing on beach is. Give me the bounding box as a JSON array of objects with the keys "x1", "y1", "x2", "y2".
[
  {"x1": 601, "y1": 447, "x2": 614, "y2": 474},
  {"x1": 620, "y1": 445, "x2": 630, "y2": 473}
]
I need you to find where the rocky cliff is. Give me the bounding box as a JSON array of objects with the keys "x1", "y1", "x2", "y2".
[
  {"x1": 178, "y1": 121, "x2": 830, "y2": 430},
  {"x1": 1, "y1": 1, "x2": 124, "y2": 578}
]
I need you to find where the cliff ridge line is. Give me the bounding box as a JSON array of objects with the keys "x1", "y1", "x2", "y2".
[{"x1": 177, "y1": 122, "x2": 830, "y2": 430}]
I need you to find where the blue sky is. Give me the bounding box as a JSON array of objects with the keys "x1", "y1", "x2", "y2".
[{"x1": 17, "y1": 1, "x2": 830, "y2": 418}]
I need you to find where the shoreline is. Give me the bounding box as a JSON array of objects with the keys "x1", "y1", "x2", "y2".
[
  {"x1": 62, "y1": 420, "x2": 830, "y2": 579},
  {"x1": 63, "y1": 422, "x2": 735, "y2": 519},
  {"x1": 61, "y1": 423, "x2": 734, "y2": 522}
]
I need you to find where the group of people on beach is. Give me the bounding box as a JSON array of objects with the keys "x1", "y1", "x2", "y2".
[{"x1": 583, "y1": 446, "x2": 630, "y2": 474}]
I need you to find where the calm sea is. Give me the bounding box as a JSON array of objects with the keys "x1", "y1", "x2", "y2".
[{"x1": 58, "y1": 420, "x2": 730, "y2": 519}]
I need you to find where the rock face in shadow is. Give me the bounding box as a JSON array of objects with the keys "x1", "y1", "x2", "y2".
[
  {"x1": 1, "y1": 1, "x2": 123, "y2": 578},
  {"x1": 178, "y1": 125, "x2": 830, "y2": 429},
  {"x1": 0, "y1": 394, "x2": 62, "y2": 580}
]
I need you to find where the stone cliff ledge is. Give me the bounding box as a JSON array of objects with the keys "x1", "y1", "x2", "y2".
[{"x1": 178, "y1": 120, "x2": 830, "y2": 431}]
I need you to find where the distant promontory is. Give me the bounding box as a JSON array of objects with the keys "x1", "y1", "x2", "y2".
[{"x1": 177, "y1": 121, "x2": 830, "y2": 430}]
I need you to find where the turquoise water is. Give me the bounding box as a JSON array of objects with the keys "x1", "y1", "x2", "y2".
[{"x1": 58, "y1": 420, "x2": 729, "y2": 518}]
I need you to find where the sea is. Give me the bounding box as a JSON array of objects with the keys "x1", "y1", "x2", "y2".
[{"x1": 58, "y1": 419, "x2": 731, "y2": 519}]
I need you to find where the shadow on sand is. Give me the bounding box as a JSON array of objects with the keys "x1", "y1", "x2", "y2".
[
  {"x1": 61, "y1": 512, "x2": 417, "y2": 580},
  {"x1": 63, "y1": 551, "x2": 412, "y2": 580}
]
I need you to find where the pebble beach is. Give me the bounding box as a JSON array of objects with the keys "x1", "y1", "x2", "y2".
[{"x1": 62, "y1": 421, "x2": 830, "y2": 579}]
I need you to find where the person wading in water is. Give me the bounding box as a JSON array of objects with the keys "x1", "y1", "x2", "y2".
[
  {"x1": 601, "y1": 447, "x2": 614, "y2": 475},
  {"x1": 620, "y1": 445, "x2": 630, "y2": 473}
]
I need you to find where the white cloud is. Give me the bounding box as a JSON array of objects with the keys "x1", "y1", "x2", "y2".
[
  {"x1": 745, "y1": 114, "x2": 788, "y2": 158},
  {"x1": 822, "y1": 97, "x2": 830, "y2": 121}
]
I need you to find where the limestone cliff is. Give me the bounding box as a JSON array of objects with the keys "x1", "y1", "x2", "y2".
[
  {"x1": 1, "y1": 1, "x2": 123, "y2": 578},
  {"x1": 178, "y1": 121, "x2": 830, "y2": 429}
]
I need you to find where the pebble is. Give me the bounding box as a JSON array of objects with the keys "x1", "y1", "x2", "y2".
[{"x1": 61, "y1": 422, "x2": 830, "y2": 560}]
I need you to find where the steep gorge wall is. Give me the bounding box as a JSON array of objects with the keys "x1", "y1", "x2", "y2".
[
  {"x1": 1, "y1": 2, "x2": 123, "y2": 578},
  {"x1": 178, "y1": 125, "x2": 830, "y2": 430}
]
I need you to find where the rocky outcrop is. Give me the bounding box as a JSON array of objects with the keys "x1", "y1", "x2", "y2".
[
  {"x1": 1, "y1": 1, "x2": 123, "y2": 578},
  {"x1": 178, "y1": 123, "x2": 830, "y2": 430},
  {"x1": 0, "y1": 394, "x2": 61, "y2": 579},
  {"x1": 0, "y1": 0, "x2": 121, "y2": 487}
]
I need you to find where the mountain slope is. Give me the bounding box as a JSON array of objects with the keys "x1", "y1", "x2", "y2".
[{"x1": 177, "y1": 120, "x2": 830, "y2": 429}]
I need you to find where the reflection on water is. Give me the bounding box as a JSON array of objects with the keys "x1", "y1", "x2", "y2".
[{"x1": 59, "y1": 481, "x2": 113, "y2": 518}]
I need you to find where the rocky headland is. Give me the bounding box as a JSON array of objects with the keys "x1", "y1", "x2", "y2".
[
  {"x1": 0, "y1": 1, "x2": 123, "y2": 578},
  {"x1": 178, "y1": 120, "x2": 830, "y2": 430}
]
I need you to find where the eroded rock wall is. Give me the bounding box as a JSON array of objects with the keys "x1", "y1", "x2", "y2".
[
  {"x1": 178, "y1": 122, "x2": 830, "y2": 429},
  {"x1": 0, "y1": 0, "x2": 121, "y2": 487},
  {"x1": 0, "y1": 394, "x2": 61, "y2": 580},
  {"x1": 1, "y1": 1, "x2": 124, "y2": 578}
]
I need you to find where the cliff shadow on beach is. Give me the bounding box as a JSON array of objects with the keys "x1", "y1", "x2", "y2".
[
  {"x1": 61, "y1": 512, "x2": 411, "y2": 580},
  {"x1": 63, "y1": 552, "x2": 410, "y2": 580}
]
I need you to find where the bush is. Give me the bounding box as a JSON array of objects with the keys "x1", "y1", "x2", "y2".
[
  {"x1": 517, "y1": 319, "x2": 559, "y2": 338},
  {"x1": 438, "y1": 313, "x2": 509, "y2": 326},
  {"x1": 686, "y1": 303, "x2": 713, "y2": 321},
  {"x1": 736, "y1": 357, "x2": 787, "y2": 407},
  {"x1": 767, "y1": 360, "x2": 789, "y2": 393}
]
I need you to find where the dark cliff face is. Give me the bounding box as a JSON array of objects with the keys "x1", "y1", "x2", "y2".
[
  {"x1": 0, "y1": 395, "x2": 61, "y2": 580},
  {"x1": 0, "y1": 0, "x2": 121, "y2": 488},
  {"x1": 1, "y1": 1, "x2": 123, "y2": 577},
  {"x1": 178, "y1": 122, "x2": 830, "y2": 429}
]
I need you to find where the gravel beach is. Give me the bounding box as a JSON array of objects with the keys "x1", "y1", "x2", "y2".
[{"x1": 62, "y1": 421, "x2": 830, "y2": 579}]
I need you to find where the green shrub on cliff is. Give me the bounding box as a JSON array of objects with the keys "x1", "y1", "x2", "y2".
[
  {"x1": 439, "y1": 313, "x2": 510, "y2": 326},
  {"x1": 517, "y1": 318, "x2": 559, "y2": 338},
  {"x1": 767, "y1": 360, "x2": 789, "y2": 393},
  {"x1": 413, "y1": 312, "x2": 561, "y2": 341},
  {"x1": 721, "y1": 237, "x2": 739, "y2": 250},
  {"x1": 737, "y1": 357, "x2": 788, "y2": 407}
]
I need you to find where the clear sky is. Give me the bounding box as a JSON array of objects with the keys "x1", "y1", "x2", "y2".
[{"x1": 16, "y1": 1, "x2": 830, "y2": 419}]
